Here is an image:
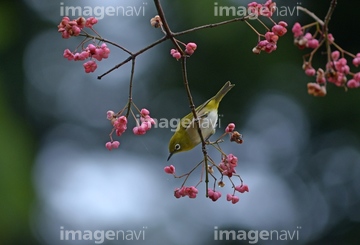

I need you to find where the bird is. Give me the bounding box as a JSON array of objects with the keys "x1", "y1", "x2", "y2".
[{"x1": 167, "y1": 81, "x2": 235, "y2": 161}]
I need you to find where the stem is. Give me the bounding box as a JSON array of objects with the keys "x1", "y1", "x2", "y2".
[
  {"x1": 97, "y1": 14, "x2": 250, "y2": 79},
  {"x1": 125, "y1": 57, "x2": 136, "y2": 117},
  {"x1": 153, "y1": 0, "x2": 183, "y2": 53},
  {"x1": 308, "y1": 38, "x2": 325, "y2": 64},
  {"x1": 256, "y1": 18, "x2": 270, "y2": 31},
  {"x1": 244, "y1": 20, "x2": 262, "y2": 36},
  {"x1": 98, "y1": 56, "x2": 132, "y2": 79},
  {"x1": 297, "y1": 6, "x2": 324, "y2": 26},
  {"x1": 173, "y1": 16, "x2": 248, "y2": 36},
  {"x1": 323, "y1": 0, "x2": 337, "y2": 71},
  {"x1": 79, "y1": 34, "x2": 133, "y2": 55},
  {"x1": 180, "y1": 57, "x2": 209, "y2": 196},
  {"x1": 323, "y1": 0, "x2": 337, "y2": 28},
  {"x1": 175, "y1": 160, "x2": 203, "y2": 186}
]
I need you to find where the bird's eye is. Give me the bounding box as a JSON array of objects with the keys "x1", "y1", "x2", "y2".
[{"x1": 175, "y1": 144, "x2": 181, "y2": 151}]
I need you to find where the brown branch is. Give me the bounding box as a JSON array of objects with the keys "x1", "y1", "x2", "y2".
[
  {"x1": 153, "y1": 0, "x2": 182, "y2": 53},
  {"x1": 125, "y1": 58, "x2": 136, "y2": 117},
  {"x1": 173, "y1": 16, "x2": 247, "y2": 36},
  {"x1": 180, "y1": 57, "x2": 209, "y2": 196},
  {"x1": 297, "y1": 6, "x2": 324, "y2": 26}
]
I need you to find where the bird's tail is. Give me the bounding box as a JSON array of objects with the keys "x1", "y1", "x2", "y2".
[{"x1": 213, "y1": 81, "x2": 235, "y2": 103}]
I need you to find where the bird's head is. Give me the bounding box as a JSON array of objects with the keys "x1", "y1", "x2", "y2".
[{"x1": 167, "y1": 132, "x2": 194, "y2": 161}]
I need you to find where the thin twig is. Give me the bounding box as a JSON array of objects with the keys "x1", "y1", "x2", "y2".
[
  {"x1": 153, "y1": 0, "x2": 183, "y2": 53},
  {"x1": 125, "y1": 57, "x2": 136, "y2": 117},
  {"x1": 173, "y1": 16, "x2": 247, "y2": 36},
  {"x1": 297, "y1": 6, "x2": 324, "y2": 26},
  {"x1": 323, "y1": 0, "x2": 337, "y2": 72},
  {"x1": 180, "y1": 57, "x2": 209, "y2": 196}
]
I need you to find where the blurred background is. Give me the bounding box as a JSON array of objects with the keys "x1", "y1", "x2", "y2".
[{"x1": 1, "y1": 0, "x2": 360, "y2": 244}]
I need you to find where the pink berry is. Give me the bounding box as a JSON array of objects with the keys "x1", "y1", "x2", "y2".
[
  {"x1": 105, "y1": 142, "x2": 112, "y2": 151},
  {"x1": 331, "y1": 51, "x2": 340, "y2": 61},
  {"x1": 347, "y1": 79, "x2": 360, "y2": 88},
  {"x1": 111, "y1": 141, "x2": 120, "y2": 149},
  {"x1": 185, "y1": 42, "x2": 197, "y2": 55},
  {"x1": 307, "y1": 39, "x2": 319, "y2": 49},
  {"x1": 141, "y1": 108, "x2": 150, "y2": 116},
  {"x1": 272, "y1": 24, "x2": 287, "y2": 37},
  {"x1": 231, "y1": 195, "x2": 239, "y2": 204},
  {"x1": 225, "y1": 123, "x2": 235, "y2": 133},
  {"x1": 292, "y1": 22, "x2": 303, "y2": 38},
  {"x1": 226, "y1": 194, "x2": 233, "y2": 201},
  {"x1": 208, "y1": 188, "x2": 222, "y2": 201},
  {"x1": 265, "y1": 31, "x2": 278, "y2": 43},
  {"x1": 174, "y1": 188, "x2": 182, "y2": 198},
  {"x1": 305, "y1": 68, "x2": 316, "y2": 76},
  {"x1": 164, "y1": 165, "x2": 175, "y2": 174},
  {"x1": 83, "y1": 60, "x2": 97, "y2": 73},
  {"x1": 235, "y1": 184, "x2": 250, "y2": 193},
  {"x1": 85, "y1": 17, "x2": 98, "y2": 27},
  {"x1": 63, "y1": 49, "x2": 74, "y2": 60},
  {"x1": 133, "y1": 126, "x2": 146, "y2": 135}
]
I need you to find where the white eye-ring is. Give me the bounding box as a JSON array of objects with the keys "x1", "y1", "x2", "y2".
[{"x1": 175, "y1": 144, "x2": 181, "y2": 151}]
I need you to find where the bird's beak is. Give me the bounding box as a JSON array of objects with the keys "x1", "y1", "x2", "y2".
[{"x1": 167, "y1": 152, "x2": 174, "y2": 161}]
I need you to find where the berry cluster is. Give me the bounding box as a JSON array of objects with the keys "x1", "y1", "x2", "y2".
[
  {"x1": 58, "y1": 16, "x2": 110, "y2": 73},
  {"x1": 174, "y1": 186, "x2": 199, "y2": 199},
  {"x1": 247, "y1": 0, "x2": 288, "y2": 54},
  {"x1": 133, "y1": 109, "x2": 156, "y2": 135},
  {"x1": 292, "y1": 22, "x2": 360, "y2": 96},
  {"x1": 164, "y1": 123, "x2": 247, "y2": 204},
  {"x1": 170, "y1": 42, "x2": 198, "y2": 60},
  {"x1": 219, "y1": 154, "x2": 238, "y2": 177},
  {"x1": 150, "y1": 15, "x2": 198, "y2": 61},
  {"x1": 58, "y1": 16, "x2": 97, "y2": 38},
  {"x1": 105, "y1": 108, "x2": 155, "y2": 150}
]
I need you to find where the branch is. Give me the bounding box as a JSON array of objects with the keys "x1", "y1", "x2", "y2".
[{"x1": 297, "y1": 6, "x2": 324, "y2": 26}]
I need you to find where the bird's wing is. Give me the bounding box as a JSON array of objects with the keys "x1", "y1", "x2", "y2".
[{"x1": 178, "y1": 100, "x2": 210, "y2": 130}]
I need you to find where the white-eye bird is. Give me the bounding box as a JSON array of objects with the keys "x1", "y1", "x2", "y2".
[{"x1": 167, "y1": 81, "x2": 235, "y2": 160}]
